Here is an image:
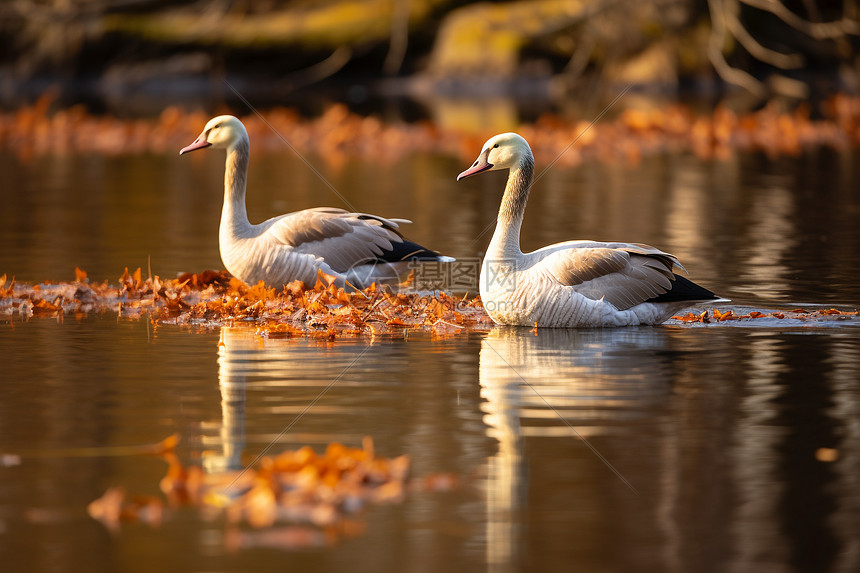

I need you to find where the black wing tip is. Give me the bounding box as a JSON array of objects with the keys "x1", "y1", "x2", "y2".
[
  {"x1": 648, "y1": 274, "x2": 719, "y2": 304},
  {"x1": 375, "y1": 240, "x2": 451, "y2": 263}
]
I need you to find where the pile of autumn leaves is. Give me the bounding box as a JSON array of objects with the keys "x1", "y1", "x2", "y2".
[
  {"x1": 3, "y1": 268, "x2": 858, "y2": 331},
  {"x1": 0, "y1": 267, "x2": 494, "y2": 337},
  {"x1": 672, "y1": 307, "x2": 859, "y2": 323}
]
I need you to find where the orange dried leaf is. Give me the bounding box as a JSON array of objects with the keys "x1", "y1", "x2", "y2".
[
  {"x1": 314, "y1": 269, "x2": 337, "y2": 291},
  {"x1": 371, "y1": 480, "x2": 405, "y2": 504},
  {"x1": 420, "y1": 473, "x2": 458, "y2": 492},
  {"x1": 362, "y1": 436, "x2": 374, "y2": 461},
  {"x1": 32, "y1": 298, "x2": 61, "y2": 315},
  {"x1": 88, "y1": 486, "x2": 126, "y2": 533},
  {"x1": 243, "y1": 485, "x2": 278, "y2": 528},
  {"x1": 325, "y1": 442, "x2": 347, "y2": 460},
  {"x1": 246, "y1": 282, "x2": 275, "y2": 301},
  {"x1": 284, "y1": 280, "x2": 305, "y2": 297},
  {"x1": 148, "y1": 434, "x2": 179, "y2": 456},
  {"x1": 672, "y1": 312, "x2": 699, "y2": 322},
  {"x1": 74, "y1": 267, "x2": 87, "y2": 282},
  {"x1": 159, "y1": 454, "x2": 188, "y2": 496},
  {"x1": 815, "y1": 447, "x2": 839, "y2": 462}
]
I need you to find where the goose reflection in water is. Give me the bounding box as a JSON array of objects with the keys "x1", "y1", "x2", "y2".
[
  {"x1": 203, "y1": 328, "x2": 360, "y2": 473},
  {"x1": 202, "y1": 327, "x2": 371, "y2": 473},
  {"x1": 479, "y1": 326, "x2": 674, "y2": 571},
  {"x1": 201, "y1": 327, "x2": 413, "y2": 475},
  {"x1": 203, "y1": 328, "x2": 249, "y2": 473}
]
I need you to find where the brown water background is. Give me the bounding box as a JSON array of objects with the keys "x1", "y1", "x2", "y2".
[{"x1": 1, "y1": 145, "x2": 860, "y2": 572}]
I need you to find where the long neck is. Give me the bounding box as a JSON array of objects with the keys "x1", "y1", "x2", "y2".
[
  {"x1": 488, "y1": 153, "x2": 534, "y2": 256},
  {"x1": 220, "y1": 137, "x2": 252, "y2": 239}
]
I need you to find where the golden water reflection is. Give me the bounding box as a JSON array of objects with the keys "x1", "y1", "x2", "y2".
[{"x1": 477, "y1": 326, "x2": 860, "y2": 572}]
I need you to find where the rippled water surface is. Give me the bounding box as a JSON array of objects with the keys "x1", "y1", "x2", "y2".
[{"x1": 2, "y1": 146, "x2": 860, "y2": 572}]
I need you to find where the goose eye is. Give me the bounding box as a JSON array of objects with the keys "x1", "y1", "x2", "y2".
[
  {"x1": 473, "y1": 161, "x2": 478, "y2": 166},
  {"x1": 493, "y1": 143, "x2": 499, "y2": 149}
]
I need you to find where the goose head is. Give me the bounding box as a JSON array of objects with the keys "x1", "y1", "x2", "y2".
[
  {"x1": 180, "y1": 115, "x2": 247, "y2": 155},
  {"x1": 457, "y1": 132, "x2": 531, "y2": 180}
]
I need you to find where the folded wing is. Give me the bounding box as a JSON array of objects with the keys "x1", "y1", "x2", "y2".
[
  {"x1": 267, "y1": 207, "x2": 413, "y2": 272},
  {"x1": 543, "y1": 244, "x2": 682, "y2": 310}
]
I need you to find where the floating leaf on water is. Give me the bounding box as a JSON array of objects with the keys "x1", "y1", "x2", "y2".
[
  {"x1": 418, "y1": 472, "x2": 459, "y2": 492},
  {"x1": 149, "y1": 433, "x2": 179, "y2": 456},
  {"x1": 87, "y1": 487, "x2": 126, "y2": 533},
  {"x1": 815, "y1": 447, "x2": 839, "y2": 462},
  {"x1": 87, "y1": 487, "x2": 163, "y2": 532},
  {"x1": 1, "y1": 453, "x2": 22, "y2": 467}
]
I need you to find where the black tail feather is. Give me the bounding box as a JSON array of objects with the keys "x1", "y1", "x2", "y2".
[
  {"x1": 648, "y1": 274, "x2": 718, "y2": 303},
  {"x1": 376, "y1": 239, "x2": 447, "y2": 263}
]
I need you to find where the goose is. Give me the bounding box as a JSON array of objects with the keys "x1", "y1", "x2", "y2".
[
  {"x1": 180, "y1": 115, "x2": 450, "y2": 289},
  {"x1": 457, "y1": 132, "x2": 719, "y2": 327}
]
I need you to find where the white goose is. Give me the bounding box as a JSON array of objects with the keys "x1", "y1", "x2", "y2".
[
  {"x1": 457, "y1": 133, "x2": 718, "y2": 327},
  {"x1": 180, "y1": 115, "x2": 450, "y2": 289}
]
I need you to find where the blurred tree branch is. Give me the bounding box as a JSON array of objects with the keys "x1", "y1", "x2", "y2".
[
  {"x1": 708, "y1": 0, "x2": 768, "y2": 97},
  {"x1": 739, "y1": 0, "x2": 859, "y2": 39},
  {"x1": 384, "y1": 0, "x2": 412, "y2": 75},
  {"x1": 723, "y1": 0, "x2": 804, "y2": 69},
  {"x1": 707, "y1": 0, "x2": 859, "y2": 98}
]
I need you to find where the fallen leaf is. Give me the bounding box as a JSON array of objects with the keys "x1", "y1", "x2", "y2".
[
  {"x1": 32, "y1": 298, "x2": 61, "y2": 316},
  {"x1": 1, "y1": 453, "x2": 22, "y2": 467},
  {"x1": 815, "y1": 447, "x2": 839, "y2": 462},
  {"x1": 87, "y1": 487, "x2": 126, "y2": 533}
]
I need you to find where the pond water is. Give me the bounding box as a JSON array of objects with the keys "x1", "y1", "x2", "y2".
[{"x1": 1, "y1": 142, "x2": 860, "y2": 572}]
